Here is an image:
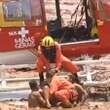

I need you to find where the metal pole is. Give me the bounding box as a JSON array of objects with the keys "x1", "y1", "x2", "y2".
[
  {"x1": 55, "y1": 0, "x2": 62, "y2": 28},
  {"x1": 83, "y1": 0, "x2": 92, "y2": 31}
]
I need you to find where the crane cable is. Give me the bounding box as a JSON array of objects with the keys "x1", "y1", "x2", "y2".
[{"x1": 59, "y1": 0, "x2": 84, "y2": 43}]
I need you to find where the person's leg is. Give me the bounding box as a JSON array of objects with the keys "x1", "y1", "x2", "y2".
[
  {"x1": 39, "y1": 73, "x2": 45, "y2": 87},
  {"x1": 74, "y1": 83, "x2": 88, "y2": 104},
  {"x1": 37, "y1": 55, "x2": 46, "y2": 87},
  {"x1": 43, "y1": 85, "x2": 51, "y2": 108}
]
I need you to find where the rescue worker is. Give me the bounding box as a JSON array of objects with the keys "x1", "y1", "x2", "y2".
[
  {"x1": 28, "y1": 80, "x2": 46, "y2": 108},
  {"x1": 49, "y1": 74, "x2": 87, "y2": 108},
  {"x1": 36, "y1": 35, "x2": 80, "y2": 87}
]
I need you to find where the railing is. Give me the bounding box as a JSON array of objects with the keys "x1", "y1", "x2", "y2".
[{"x1": 0, "y1": 59, "x2": 110, "y2": 90}]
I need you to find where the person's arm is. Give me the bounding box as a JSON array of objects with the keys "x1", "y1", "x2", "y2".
[
  {"x1": 39, "y1": 73, "x2": 44, "y2": 87},
  {"x1": 74, "y1": 83, "x2": 88, "y2": 104},
  {"x1": 49, "y1": 76, "x2": 59, "y2": 95},
  {"x1": 36, "y1": 46, "x2": 45, "y2": 87},
  {"x1": 33, "y1": 91, "x2": 46, "y2": 107},
  {"x1": 74, "y1": 83, "x2": 87, "y2": 95}
]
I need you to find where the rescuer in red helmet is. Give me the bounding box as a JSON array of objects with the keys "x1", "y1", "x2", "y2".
[{"x1": 36, "y1": 35, "x2": 80, "y2": 86}]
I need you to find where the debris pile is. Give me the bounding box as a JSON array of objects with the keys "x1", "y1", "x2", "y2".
[{"x1": 90, "y1": 55, "x2": 110, "y2": 81}]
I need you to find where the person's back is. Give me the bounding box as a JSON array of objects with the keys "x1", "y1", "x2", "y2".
[
  {"x1": 28, "y1": 80, "x2": 46, "y2": 108},
  {"x1": 49, "y1": 75, "x2": 75, "y2": 95},
  {"x1": 28, "y1": 91, "x2": 42, "y2": 107}
]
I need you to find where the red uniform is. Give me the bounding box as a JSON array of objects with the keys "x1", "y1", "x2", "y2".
[
  {"x1": 49, "y1": 75, "x2": 78, "y2": 102},
  {"x1": 37, "y1": 42, "x2": 79, "y2": 74}
]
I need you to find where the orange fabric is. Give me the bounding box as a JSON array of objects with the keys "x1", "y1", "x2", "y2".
[
  {"x1": 37, "y1": 42, "x2": 79, "y2": 73},
  {"x1": 55, "y1": 89, "x2": 78, "y2": 102},
  {"x1": 55, "y1": 90, "x2": 71, "y2": 101},
  {"x1": 49, "y1": 75, "x2": 78, "y2": 102},
  {"x1": 49, "y1": 75, "x2": 75, "y2": 94},
  {"x1": 49, "y1": 75, "x2": 61, "y2": 95}
]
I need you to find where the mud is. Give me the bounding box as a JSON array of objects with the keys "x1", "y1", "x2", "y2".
[{"x1": 0, "y1": 101, "x2": 110, "y2": 110}]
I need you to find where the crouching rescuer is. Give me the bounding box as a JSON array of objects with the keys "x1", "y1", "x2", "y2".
[{"x1": 36, "y1": 36, "x2": 80, "y2": 86}]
